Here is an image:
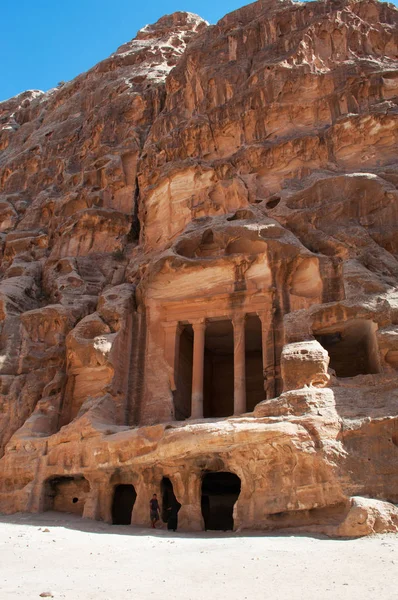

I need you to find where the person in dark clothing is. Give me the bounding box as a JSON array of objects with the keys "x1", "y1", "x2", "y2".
[
  {"x1": 149, "y1": 494, "x2": 160, "y2": 528},
  {"x1": 166, "y1": 499, "x2": 181, "y2": 532}
]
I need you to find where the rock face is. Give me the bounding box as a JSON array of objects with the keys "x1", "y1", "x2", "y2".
[{"x1": 0, "y1": 0, "x2": 397, "y2": 537}]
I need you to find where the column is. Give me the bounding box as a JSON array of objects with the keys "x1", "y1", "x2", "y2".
[
  {"x1": 191, "y1": 320, "x2": 206, "y2": 419},
  {"x1": 233, "y1": 316, "x2": 246, "y2": 415}
]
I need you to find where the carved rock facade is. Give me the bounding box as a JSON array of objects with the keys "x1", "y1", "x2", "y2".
[{"x1": 0, "y1": 0, "x2": 398, "y2": 536}]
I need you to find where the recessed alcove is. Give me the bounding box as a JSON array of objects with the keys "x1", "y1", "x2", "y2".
[
  {"x1": 227, "y1": 209, "x2": 255, "y2": 221},
  {"x1": 225, "y1": 237, "x2": 267, "y2": 255},
  {"x1": 44, "y1": 475, "x2": 90, "y2": 516},
  {"x1": 174, "y1": 229, "x2": 225, "y2": 259},
  {"x1": 315, "y1": 319, "x2": 380, "y2": 378},
  {"x1": 266, "y1": 196, "x2": 281, "y2": 209}
]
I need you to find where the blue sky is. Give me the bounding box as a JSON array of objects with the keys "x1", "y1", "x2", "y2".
[
  {"x1": 1, "y1": 0, "x2": 397, "y2": 102},
  {"x1": 1, "y1": 0, "x2": 246, "y2": 101}
]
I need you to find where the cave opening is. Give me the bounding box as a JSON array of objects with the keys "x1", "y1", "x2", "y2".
[
  {"x1": 204, "y1": 320, "x2": 234, "y2": 418},
  {"x1": 44, "y1": 475, "x2": 90, "y2": 516},
  {"x1": 161, "y1": 477, "x2": 181, "y2": 531},
  {"x1": 315, "y1": 319, "x2": 380, "y2": 378},
  {"x1": 112, "y1": 484, "x2": 137, "y2": 525},
  {"x1": 174, "y1": 324, "x2": 193, "y2": 420},
  {"x1": 201, "y1": 472, "x2": 241, "y2": 531},
  {"x1": 245, "y1": 315, "x2": 264, "y2": 410}
]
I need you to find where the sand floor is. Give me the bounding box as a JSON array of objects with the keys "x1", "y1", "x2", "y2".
[{"x1": 0, "y1": 512, "x2": 397, "y2": 600}]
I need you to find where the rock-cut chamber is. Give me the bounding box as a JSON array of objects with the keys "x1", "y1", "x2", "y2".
[
  {"x1": 44, "y1": 475, "x2": 90, "y2": 516},
  {"x1": 201, "y1": 472, "x2": 241, "y2": 531},
  {"x1": 112, "y1": 484, "x2": 137, "y2": 525}
]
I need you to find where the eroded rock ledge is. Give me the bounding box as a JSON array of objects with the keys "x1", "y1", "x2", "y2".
[{"x1": 0, "y1": 0, "x2": 397, "y2": 537}]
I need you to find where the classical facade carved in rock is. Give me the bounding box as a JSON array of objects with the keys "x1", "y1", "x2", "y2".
[{"x1": 0, "y1": 0, "x2": 398, "y2": 536}]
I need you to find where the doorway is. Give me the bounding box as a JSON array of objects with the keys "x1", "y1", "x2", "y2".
[
  {"x1": 112, "y1": 484, "x2": 137, "y2": 525},
  {"x1": 174, "y1": 324, "x2": 193, "y2": 420},
  {"x1": 204, "y1": 320, "x2": 234, "y2": 418},
  {"x1": 201, "y1": 472, "x2": 241, "y2": 531},
  {"x1": 245, "y1": 315, "x2": 264, "y2": 410}
]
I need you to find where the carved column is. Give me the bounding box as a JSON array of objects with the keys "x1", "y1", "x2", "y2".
[
  {"x1": 163, "y1": 322, "x2": 181, "y2": 392},
  {"x1": 191, "y1": 320, "x2": 206, "y2": 419},
  {"x1": 172, "y1": 470, "x2": 204, "y2": 531},
  {"x1": 233, "y1": 316, "x2": 246, "y2": 415}
]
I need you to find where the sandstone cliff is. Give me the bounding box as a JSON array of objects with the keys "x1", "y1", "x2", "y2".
[{"x1": 0, "y1": 0, "x2": 397, "y2": 536}]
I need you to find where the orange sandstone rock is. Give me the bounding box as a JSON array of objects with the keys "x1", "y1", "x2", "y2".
[{"x1": 0, "y1": 0, "x2": 397, "y2": 536}]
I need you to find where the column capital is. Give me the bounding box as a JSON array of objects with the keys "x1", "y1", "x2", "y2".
[
  {"x1": 191, "y1": 319, "x2": 206, "y2": 330},
  {"x1": 232, "y1": 314, "x2": 246, "y2": 327},
  {"x1": 162, "y1": 321, "x2": 180, "y2": 331},
  {"x1": 258, "y1": 310, "x2": 273, "y2": 324}
]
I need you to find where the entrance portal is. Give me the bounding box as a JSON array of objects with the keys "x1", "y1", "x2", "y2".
[
  {"x1": 204, "y1": 320, "x2": 234, "y2": 418},
  {"x1": 161, "y1": 477, "x2": 181, "y2": 530},
  {"x1": 112, "y1": 484, "x2": 137, "y2": 525},
  {"x1": 201, "y1": 472, "x2": 241, "y2": 531}
]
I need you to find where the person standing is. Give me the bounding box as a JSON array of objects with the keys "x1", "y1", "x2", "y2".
[
  {"x1": 149, "y1": 493, "x2": 160, "y2": 528},
  {"x1": 166, "y1": 498, "x2": 181, "y2": 532}
]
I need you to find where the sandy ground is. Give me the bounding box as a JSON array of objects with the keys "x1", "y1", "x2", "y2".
[{"x1": 0, "y1": 513, "x2": 398, "y2": 600}]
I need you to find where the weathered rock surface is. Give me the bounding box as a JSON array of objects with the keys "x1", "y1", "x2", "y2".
[{"x1": 0, "y1": 0, "x2": 397, "y2": 536}]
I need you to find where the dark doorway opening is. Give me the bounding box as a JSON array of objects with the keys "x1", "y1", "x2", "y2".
[
  {"x1": 44, "y1": 475, "x2": 90, "y2": 516},
  {"x1": 204, "y1": 320, "x2": 234, "y2": 418},
  {"x1": 245, "y1": 315, "x2": 264, "y2": 410},
  {"x1": 201, "y1": 472, "x2": 241, "y2": 531},
  {"x1": 174, "y1": 324, "x2": 193, "y2": 420},
  {"x1": 161, "y1": 477, "x2": 181, "y2": 531},
  {"x1": 112, "y1": 484, "x2": 137, "y2": 525},
  {"x1": 315, "y1": 319, "x2": 380, "y2": 378}
]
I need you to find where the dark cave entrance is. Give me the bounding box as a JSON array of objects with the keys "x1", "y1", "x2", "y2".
[
  {"x1": 174, "y1": 324, "x2": 193, "y2": 420},
  {"x1": 44, "y1": 475, "x2": 90, "y2": 516},
  {"x1": 161, "y1": 477, "x2": 181, "y2": 530},
  {"x1": 245, "y1": 315, "x2": 264, "y2": 410},
  {"x1": 204, "y1": 320, "x2": 234, "y2": 418},
  {"x1": 315, "y1": 319, "x2": 380, "y2": 378},
  {"x1": 112, "y1": 484, "x2": 137, "y2": 525},
  {"x1": 201, "y1": 472, "x2": 241, "y2": 531}
]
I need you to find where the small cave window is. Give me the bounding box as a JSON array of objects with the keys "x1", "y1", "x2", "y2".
[
  {"x1": 266, "y1": 197, "x2": 280, "y2": 209},
  {"x1": 226, "y1": 209, "x2": 255, "y2": 221}
]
